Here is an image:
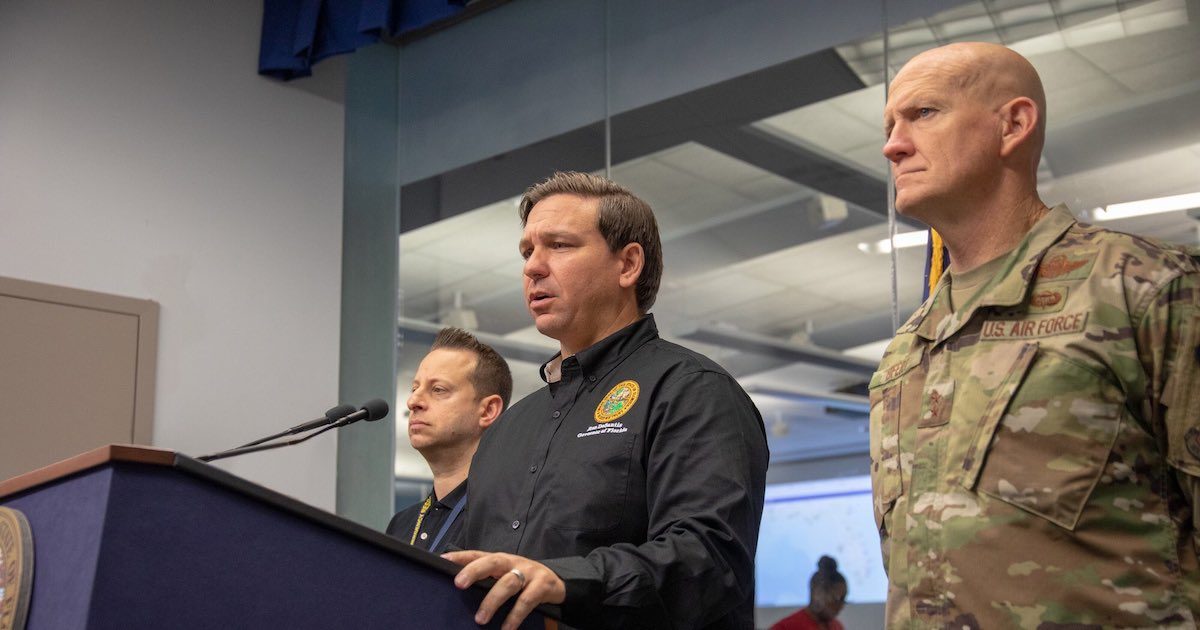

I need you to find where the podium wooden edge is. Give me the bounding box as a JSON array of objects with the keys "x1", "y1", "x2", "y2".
[{"x1": 0, "y1": 443, "x2": 175, "y2": 499}]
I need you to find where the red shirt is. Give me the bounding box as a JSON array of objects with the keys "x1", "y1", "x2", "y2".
[{"x1": 770, "y1": 608, "x2": 844, "y2": 630}]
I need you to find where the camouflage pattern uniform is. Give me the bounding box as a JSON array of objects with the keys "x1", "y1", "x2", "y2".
[{"x1": 870, "y1": 205, "x2": 1200, "y2": 628}]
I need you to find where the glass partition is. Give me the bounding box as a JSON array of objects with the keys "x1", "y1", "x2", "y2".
[{"x1": 367, "y1": 0, "x2": 1200, "y2": 625}]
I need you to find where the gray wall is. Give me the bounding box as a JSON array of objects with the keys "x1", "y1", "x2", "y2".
[{"x1": 0, "y1": 0, "x2": 345, "y2": 508}]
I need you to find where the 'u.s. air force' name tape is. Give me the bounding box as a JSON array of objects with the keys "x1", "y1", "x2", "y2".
[{"x1": 981, "y1": 311, "x2": 1087, "y2": 340}]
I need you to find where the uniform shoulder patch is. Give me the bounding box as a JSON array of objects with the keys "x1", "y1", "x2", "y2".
[{"x1": 595, "y1": 380, "x2": 639, "y2": 423}]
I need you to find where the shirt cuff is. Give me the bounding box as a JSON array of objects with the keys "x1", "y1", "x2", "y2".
[{"x1": 541, "y1": 555, "x2": 603, "y2": 619}]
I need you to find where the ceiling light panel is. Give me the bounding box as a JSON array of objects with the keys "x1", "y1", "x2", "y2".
[{"x1": 934, "y1": 14, "x2": 1000, "y2": 39}]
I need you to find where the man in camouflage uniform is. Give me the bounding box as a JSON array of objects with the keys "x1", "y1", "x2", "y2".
[{"x1": 873, "y1": 41, "x2": 1200, "y2": 627}]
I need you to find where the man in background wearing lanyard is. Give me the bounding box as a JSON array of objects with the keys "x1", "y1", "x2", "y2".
[{"x1": 386, "y1": 327, "x2": 513, "y2": 553}]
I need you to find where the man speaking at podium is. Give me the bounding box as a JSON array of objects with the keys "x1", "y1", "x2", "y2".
[{"x1": 445, "y1": 172, "x2": 769, "y2": 629}]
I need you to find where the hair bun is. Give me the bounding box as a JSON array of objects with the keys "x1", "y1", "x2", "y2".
[{"x1": 817, "y1": 555, "x2": 838, "y2": 572}]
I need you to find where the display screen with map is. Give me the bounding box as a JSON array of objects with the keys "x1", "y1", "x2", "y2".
[{"x1": 755, "y1": 475, "x2": 888, "y2": 606}]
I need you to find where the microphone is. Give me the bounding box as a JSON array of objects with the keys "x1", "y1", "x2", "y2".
[
  {"x1": 236, "y1": 404, "x2": 357, "y2": 449},
  {"x1": 328, "y1": 398, "x2": 389, "y2": 428},
  {"x1": 197, "y1": 399, "x2": 391, "y2": 463}
]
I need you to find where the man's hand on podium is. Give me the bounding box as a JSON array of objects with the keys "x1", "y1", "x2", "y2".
[{"x1": 443, "y1": 550, "x2": 566, "y2": 630}]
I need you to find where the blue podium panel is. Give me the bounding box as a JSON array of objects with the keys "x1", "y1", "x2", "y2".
[
  {"x1": 0, "y1": 447, "x2": 550, "y2": 630},
  {"x1": 2, "y1": 466, "x2": 113, "y2": 629}
]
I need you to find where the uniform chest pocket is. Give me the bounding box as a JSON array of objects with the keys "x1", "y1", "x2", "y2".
[
  {"x1": 962, "y1": 343, "x2": 1124, "y2": 530},
  {"x1": 544, "y1": 431, "x2": 636, "y2": 532}
]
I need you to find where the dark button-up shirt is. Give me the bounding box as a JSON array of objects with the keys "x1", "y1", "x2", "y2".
[
  {"x1": 465, "y1": 315, "x2": 769, "y2": 629},
  {"x1": 385, "y1": 480, "x2": 468, "y2": 554}
]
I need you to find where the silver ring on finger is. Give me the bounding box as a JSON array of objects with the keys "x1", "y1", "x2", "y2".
[{"x1": 509, "y1": 568, "x2": 527, "y2": 590}]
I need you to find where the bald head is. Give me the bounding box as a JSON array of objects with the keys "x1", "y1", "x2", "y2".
[
  {"x1": 883, "y1": 42, "x2": 1048, "y2": 224},
  {"x1": 894, "y1": 42, "x2": 1047, "y2": 158}
]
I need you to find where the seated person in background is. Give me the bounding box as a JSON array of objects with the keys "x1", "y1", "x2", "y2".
[
  {"x1": 771, "y1": 556, "x2": 847, "y2": 630},
  {"x1": 385, "y1": 327, "x2": 512, "y2": 553}
]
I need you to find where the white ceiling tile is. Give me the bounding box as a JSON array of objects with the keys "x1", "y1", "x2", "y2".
[
  {"x1": 654, "y1": 272, "x2": 785, "y2": 319},
  {"x1": 653, "y1": 142, "x2": 779, "y2": 189},
  {"x1": 1110, "y1": 49, "x2": 1200, "y2": 93},
  {"x1": 421, "y1": 271, "x2": 522, "y2": 315},
  {"x1": 401, "y1": 196, "x2": 518, "y2": 250},
  {"x1": 1069, "y1": 21, "x2": 1197, "y2": 74},
  {"x1": 667, "y1": 188, "x2": 769, "y2": 234},
  {"x1": 702, "y1": 289, "x2": 845, "y2": 334},
  {"x1": 1057, "y1": 3, "x2": 1121, "y2": 28},
  {"x1": 1010, "y1": 30, "x2": 1069, "y2": 56},
  {"x1": 987, "y1": 0, "x2": 1045, "y2": 11},
  {"x1": 729, "y1": 174, "x2": 806, "y2": 204},
  {"x1": 888, "y1": 23, "x2": 939, "y2": 48},
  {"x1": 930, "y1": 2, "x2": 989, "y2": 21},
  {"x1": 399, "y1": 252, "x2": 479, "y2": 298},
  {"x1": 1122, "y1": 3, "x2": 1188, "y2": 37},
  {"x1": 611, "y1": 157, "x2": 706, "y2": 208},
  {"x1": 1063, "y1": 15, "x2": 1127, "y2": 47},
  {"x1": 401, "y1": 219, "x2": 454, "y2": 251},
  {"x1": 996, "y1": 3, "x2": 1055, "y2": 27},
  {"x1": 417, "y1": 225, "x2": 520, "y2": 269},
  {"x1": 829, "y1": 83, "x2": 886, "y2": 128},
  {"x1": 760, "y1": 103, "x2": 875, "y2": 155},
  {"x1": 935, "y1": 14, "x2": 998, "y2": 39}
]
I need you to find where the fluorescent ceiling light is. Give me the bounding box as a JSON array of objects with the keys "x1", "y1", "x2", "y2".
[
  {"x1": 1092, "y1": 192, "x2": 1200, "y2": 221},
  {"x1": 858, "y1": 230, "x2": 928, "y2": 254}
]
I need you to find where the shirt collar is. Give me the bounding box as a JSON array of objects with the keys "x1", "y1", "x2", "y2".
[
  {"x1": 537, "y1": 314, "x2": 660, "y2": 387},
  {"x1": 433, "y1": 479, "x2": 468, "y2": 508},
  {"x1": 907, "y1": 204, "x2": 1077, "y2": 343}
]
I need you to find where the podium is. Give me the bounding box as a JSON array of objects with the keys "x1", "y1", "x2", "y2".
[{"x1": 0, "y1": 445, "x2": 553, "y2": 629}]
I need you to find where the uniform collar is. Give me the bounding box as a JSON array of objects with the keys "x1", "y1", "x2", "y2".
[
  {"x1": 538, "y1": 314, "x2": 659, "y2": 387},
  {"x1": 906, "y1": 204, "x2": 1076, "y2": 344}
]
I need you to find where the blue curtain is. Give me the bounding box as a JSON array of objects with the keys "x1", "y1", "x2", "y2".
[{"x1": 259, "y1": 0, "x2": 468, "y2": 80}]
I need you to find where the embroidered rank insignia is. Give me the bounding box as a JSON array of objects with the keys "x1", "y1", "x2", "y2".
[
  {"x1": 595, "y1": 380, "x2": 639, "y2": 423},
  {"x1": 919, "y1": 381, "x2": 954, "y2": 428},
  {"x1": 1036, "y1": 252, "x2": 1094, "y2": 280},
  {"x1": 1027, "y1": 285, "x2": 1068, "y2": 314}
]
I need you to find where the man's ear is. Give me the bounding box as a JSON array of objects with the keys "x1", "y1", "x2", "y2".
[
  {"x1": 617, "y1": 242, "x2": 644, "y2": 290},
  {"x1": 998, "y1": 96, "x2": 1039, "y2": 158},
  {"x1": 478, "y1": 394, "x2": 503, "y2": 429}
]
